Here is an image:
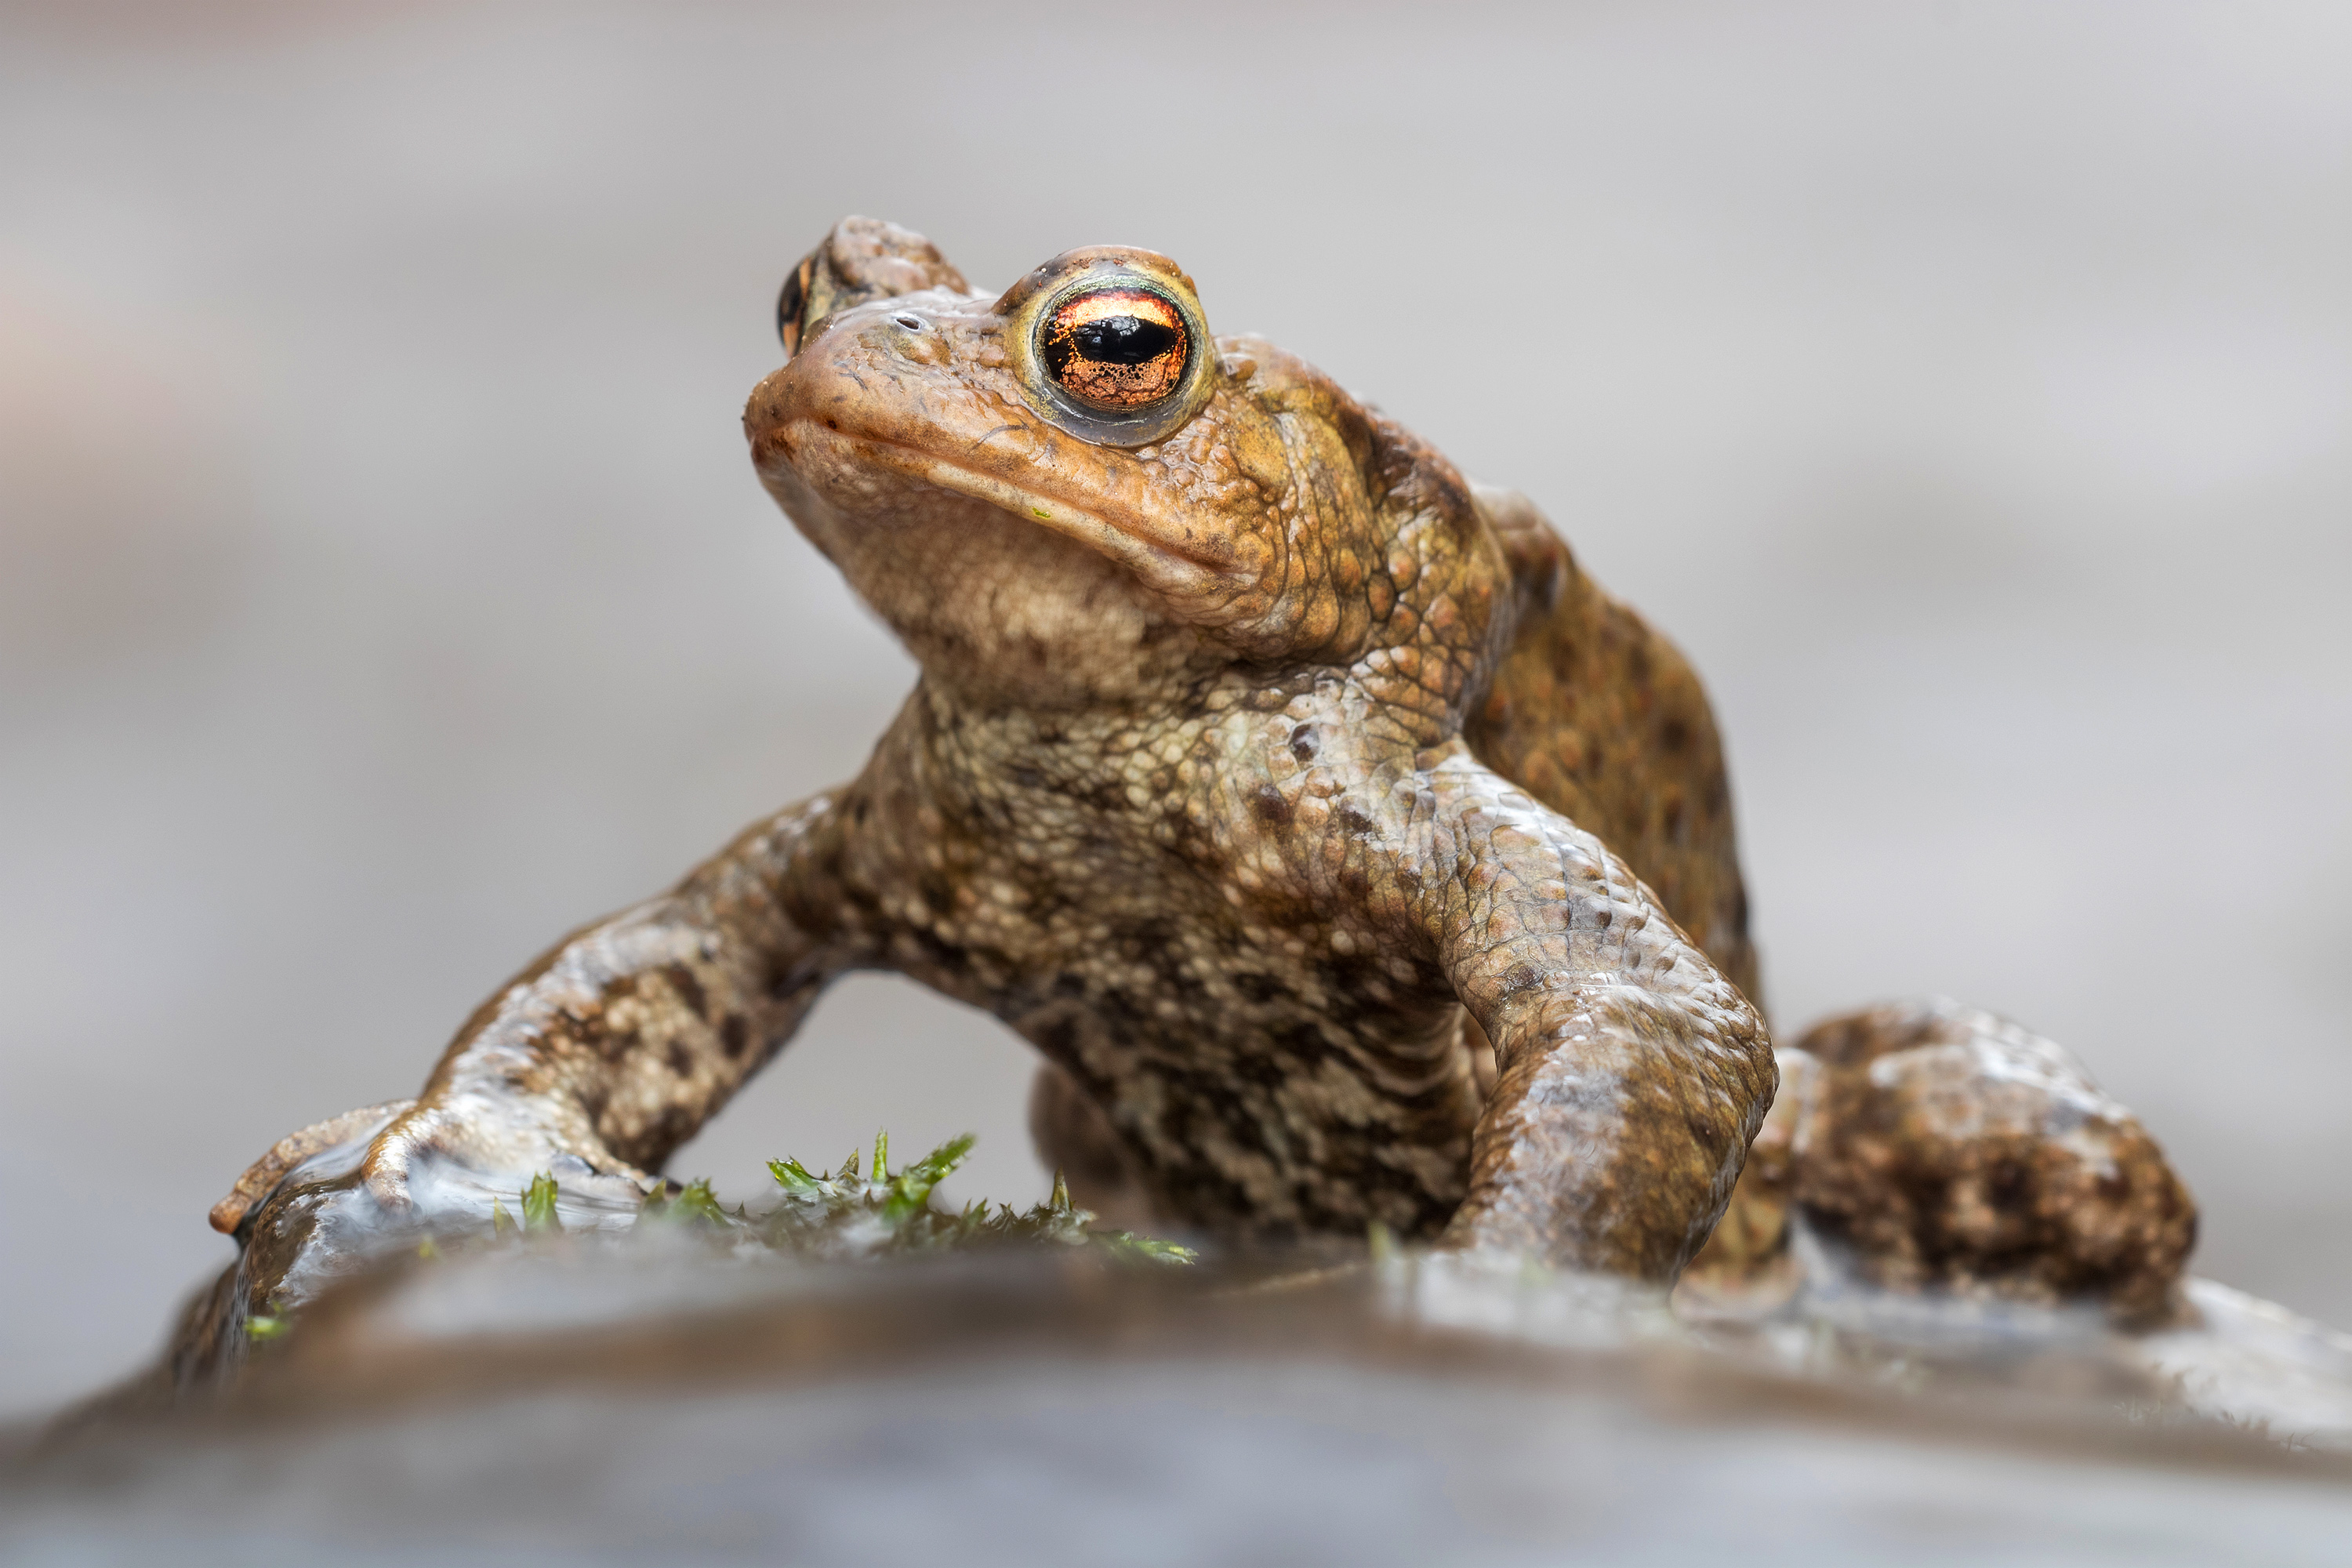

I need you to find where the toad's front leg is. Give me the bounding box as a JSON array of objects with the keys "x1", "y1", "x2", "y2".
[
  {"x1": 1406, "y1": 753, "x2": 1775, "y2": 1280},
  {"x1": 209, "y1": 783, "x2": 893, "y2": 1245},
  {"x1": 177, "y1": 781, "x2": 919, "y2": 1383}
]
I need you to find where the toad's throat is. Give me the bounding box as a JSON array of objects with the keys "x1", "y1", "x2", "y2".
[{"x1": 782, "y1": 420, "x2": 1249, "y2": 593}]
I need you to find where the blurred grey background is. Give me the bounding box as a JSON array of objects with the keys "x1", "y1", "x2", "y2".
[{"x1": 2, "y1": 0, "x2": 2347, "y2": 1417}]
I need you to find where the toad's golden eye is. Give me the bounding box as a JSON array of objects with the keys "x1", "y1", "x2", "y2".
[{"x1": 1040, "y1": 288, "x2": 1190, "y2": 411}]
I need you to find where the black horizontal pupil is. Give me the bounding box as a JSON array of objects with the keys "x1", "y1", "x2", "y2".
[{"x1": 1070, "y1": 316, "x2": 1178, "y2": 364}]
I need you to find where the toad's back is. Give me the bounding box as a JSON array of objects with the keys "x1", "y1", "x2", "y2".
[{"x1": 1465, "y1": 486, "x2": 1759, "y2": 1003}]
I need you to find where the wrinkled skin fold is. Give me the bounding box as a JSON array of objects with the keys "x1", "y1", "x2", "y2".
[{"x1": 216, "y1": 216, "x2": 1795, "y2": 1299}]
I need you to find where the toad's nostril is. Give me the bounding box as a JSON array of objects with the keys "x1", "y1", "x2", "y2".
[{"x1": 893, "y1": 312, "x2": 926, "y2": 331}]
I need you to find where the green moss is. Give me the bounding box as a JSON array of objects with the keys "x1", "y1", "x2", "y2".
[
  {"x1": 520, "y1": 1171, "x2": 561, "y2": 1232},
  {"x1": 640, "y1": 1177, "x2": 731, "y2": 1226},
  {"x1": 245, "y1": 1134, "x2": 1192, "y2": 1346},
  {"x1": 1093, "y1": 1231, "x2": 1197, "y2": 1265},
  {"x1": 882, "y1": 1131, "x2": 975, "y2": 1224},
  {"x1": 743, "y1": 1131, "x2": 1194, "y2": 1265}
]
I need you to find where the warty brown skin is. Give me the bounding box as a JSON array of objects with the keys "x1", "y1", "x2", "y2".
[
  {"x1": 213, "y1": 217, "x2": 1776, "y2": 1282},
  {"x1": 1788, "y1": 1001, "x2": 2197, "y2": 1325},
  {"x1": 1679, "y1": 1004, "x2": 2198, "y2": 1326}
]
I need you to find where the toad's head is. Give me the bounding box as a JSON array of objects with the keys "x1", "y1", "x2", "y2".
[{"x1": 745, "y1": 217, "x2": 1511, "y2": 719}]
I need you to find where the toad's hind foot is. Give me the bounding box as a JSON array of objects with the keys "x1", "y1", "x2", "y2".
[
  {"x1": 1026, "y1": 1063, "x2": 1158, "y2": 1233},
  {"x1": 1688, "y1": 1000, "x2": 2198, "y2": 1327}
]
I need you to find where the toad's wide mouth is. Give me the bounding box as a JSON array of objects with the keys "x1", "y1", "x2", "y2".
[{"x1": 768, "y1": 419, "x2": 1254, "y2": 604}]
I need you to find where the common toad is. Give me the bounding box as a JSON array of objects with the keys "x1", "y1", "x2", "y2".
[{"x1": 210, "y1": 219, "x2": 2185, "y2": 1303}]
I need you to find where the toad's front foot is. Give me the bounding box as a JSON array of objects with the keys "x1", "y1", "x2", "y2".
[
  {"x1": 204, "y1": 1093, "x2": 657, "y2": 1353},
  {"x1": 210, "y1": 1094, "x2": 653, "y2": 1239},
  {"x1": 349, "y1": 1096, "x2": 655, "y2": 1218},
  {"x1": 209, "y1": 1098, "x2": 416, "y2": 1235}
]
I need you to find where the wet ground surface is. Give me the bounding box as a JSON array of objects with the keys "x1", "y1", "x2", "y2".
[{"x1": 11, "y1": 1239, "x2": 2352, "y2": 1566}]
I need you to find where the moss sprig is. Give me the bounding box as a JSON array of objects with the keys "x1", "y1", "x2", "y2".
[{"x1": 753, "y1": 1130, "x2": 1192, "y2": 1264}]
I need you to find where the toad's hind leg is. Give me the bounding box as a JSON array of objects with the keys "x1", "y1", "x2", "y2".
[
  {"x1": 1686, "y1": 999, "x2": 2199, "y2": 1326},
  {"x1": 1025, "y1": 1062, "x2": 1157, "y2": 1230},
  {"x1": 1464, "y1": 483, "x2": 1759, "y2": 1006}
]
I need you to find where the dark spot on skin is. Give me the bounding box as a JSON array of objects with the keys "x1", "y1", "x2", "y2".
[
  {"x1": 622, "y1": 1104, "x2": 699, "y2": 1170},
  {"x1": 1272, "y1": 1019, "x2": 1334, "y2": 1068},
  {"x1": 1289, "y1": 725, "x2": 1318, "y2": 763},
  {"x1": 1035, "y1": 1014, "x2": 1080, "y2": 1063},
  {"x1": 1386, "y1": 1072, "x2": 1470, "y2": 1118},
  {"x1": 764, "y1": 953, "x2": 816, "y2": 1001},
  {"x1": 605, "y1": 975, "x2": 641, "y2": 1001},
  {"x1": 1096, "y1": 987, "x2": 1148, "y2": 1028},
  {"x1": 666, "y1": 1040, "x2": 694, "y2": 1078},
  {"x1": 664, "y1": 963, "x2": 710, "y2": 1020},
  {"x1": 1233, "y1": 971, "x2": 1284, "y2": 1005},
  {"x1": 1206, "y1": 923, "x2": 1250, "y2": 958},
  {"x1": 908, "y1": 926, "x2": 972, "y2": 980},
  {"x1": 1660, "y1": 717, "x2": 1691, "y2": 753},
  {"x1": 1158, "y1": 805, "x2": 1218, "y2": 866},
  {"x1": 1421, "y1": 462, "x2": 1474, "y2": 526},
  {"x1": 600, "y1": 1026, "x2": 643, "y2": 1065},
  {"x1": 1232, "y1": 1053, "x2": 1292, "y2": 1092},
  {"x1": 721, "y1": 1014, "x2": 750, "y2": 1060},
  {"x1": 1222, "y1": 1094, "x2": 1285, "y2": 1156},
  {"x1": 1116, "y1": 917, "x2": 1178, "y2": 954},
  {"x1": 1252, "y1": 786, "x2": 1292, "y2": 826},
  {"x1": 1019, "y1": 880, "x2": 1074, "y2": 921},
  {"x1": 1317, "y1": 950, "x2": 1385, "y2": 1005},
  {"x1": 1334, "y1": 801, "x2": 1377, "y2": 838},
  {"x1": 1062, "y1": 1052, "x2": 1124, "y2": 1102},
  {"x1": 1158, "y1": 1095, "x2": 1200, "y2": 1156},
  {"x1": 918, "y1": 875, "x2": 955, "y2": 916}
]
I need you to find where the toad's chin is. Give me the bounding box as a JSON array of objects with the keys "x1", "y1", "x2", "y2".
[{"x1": 753, "y1": 448, "x2": 1228, "y2": 710}]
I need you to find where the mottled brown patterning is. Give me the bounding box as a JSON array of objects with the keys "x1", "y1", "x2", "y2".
[{"x1": 209, "y1": 219, "x2": 2185, "y2": 1309}]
